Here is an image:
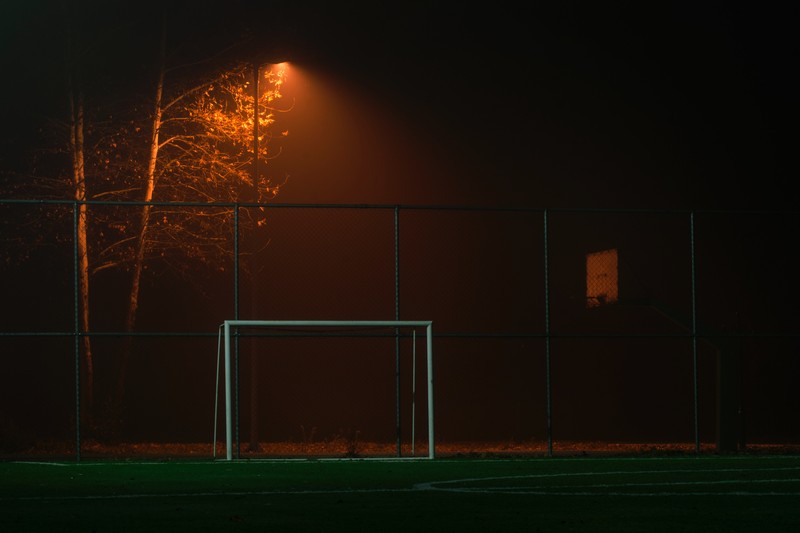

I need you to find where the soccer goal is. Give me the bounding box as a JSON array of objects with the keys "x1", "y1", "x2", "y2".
[{"x1": 216, "y1": 320, "x2": 435, "y2": 461}]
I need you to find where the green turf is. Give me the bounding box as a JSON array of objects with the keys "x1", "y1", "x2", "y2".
[{"x1": 2, "y1": 455, "x2": 800, "y2": 532}]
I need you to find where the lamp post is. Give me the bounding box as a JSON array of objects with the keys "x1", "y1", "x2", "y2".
[
  {"x1": 248, "y1": 59, "x2": 261, "y2": 453},
  {"x1": 247, "y1": 58, "x2": 288, "y2": 453}
]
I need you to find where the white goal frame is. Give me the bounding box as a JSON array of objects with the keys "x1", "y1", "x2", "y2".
[{"x1": 221, "y1": 320, "x2": 435, "y2": 461}]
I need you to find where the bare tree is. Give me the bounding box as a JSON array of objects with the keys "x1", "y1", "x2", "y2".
[
  {"x1": 4, "y1": 2, "x2": 104, "y2": 427},
  {"x1": 2, "y1": 6, "x2": 291, "y2": 439},
  {"x1": 98, "y1": 16, "x2": 291, "y2": 412},
  {"x1": 64, "y1": 19, "x2": 94, "y2": 426}
]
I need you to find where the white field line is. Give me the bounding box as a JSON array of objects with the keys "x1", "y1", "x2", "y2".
[
  {"x1": 4, "y1": 488, "x2": 416, "y2": 501},
  {"x1": 413, "y1": 466, "x2": 800, "y2": 495},
  {"x1": 4, "y1": 466, "x2": 800, "y2": 501},
  {"x1": 8, "y1": 461, "x2": 70, "y2": 467}
]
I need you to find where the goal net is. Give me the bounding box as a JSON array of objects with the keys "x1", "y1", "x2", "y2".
[{"x1": 216, "y1": 320, "x2": 435, "y2": 461}]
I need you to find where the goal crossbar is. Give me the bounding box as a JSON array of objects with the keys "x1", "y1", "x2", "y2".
[{"x1": 221, "y1": 320, "x2": 435, "y2": 461}]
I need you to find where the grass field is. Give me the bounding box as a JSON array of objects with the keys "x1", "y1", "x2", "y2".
[{"x1": 2, "y1": 454, "x2": 800, "y2": 532}]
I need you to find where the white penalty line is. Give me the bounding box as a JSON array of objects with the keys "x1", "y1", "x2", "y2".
[
  {"x1": 6, "y1": 465, "x2": 800, "y2": 501},
  {"x1": 414, "y1": 466, "x2": 800, "y2": 495}
]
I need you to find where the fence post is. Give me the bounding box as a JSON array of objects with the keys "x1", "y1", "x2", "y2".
[
  {"x1": 233, "y1": 204, "x2": 240, "y2": 459},
  {"x1": 73, "y1": 200, "x2": 81, "y2": 462},
  {"x1": 543, "y1": 209, "x2": 553, "y2": 457},
  {"x1": 394, "y1": 205, "x2": 401, "y2": 457},
  {"x1": 690, "y1": 211, "x2": 700, "y2": 454}
]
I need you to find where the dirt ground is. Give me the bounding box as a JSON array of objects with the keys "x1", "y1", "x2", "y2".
[{"x1": 6, "y1": 439, "x2": 799, "y2": 461}]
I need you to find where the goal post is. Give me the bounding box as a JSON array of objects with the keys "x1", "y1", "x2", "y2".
[{"x1": 221, "y1": 320, "x2": 435, "y2": 461}]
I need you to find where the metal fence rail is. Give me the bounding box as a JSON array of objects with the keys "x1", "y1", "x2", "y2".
[{"x1": 1, "y1": 199, "x2": 798, "y2": 460}]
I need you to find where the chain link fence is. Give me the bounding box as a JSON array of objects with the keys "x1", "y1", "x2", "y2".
[{"x1": 1, "y1": 200, "x2": 798, "y2": 459}]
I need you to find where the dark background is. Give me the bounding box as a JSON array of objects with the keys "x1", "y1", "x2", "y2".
[
  {"x1": 1, "y1": 1, "x2": 797, "y2": 453},
  {"x1": 1, "y1": 1, "x2": 796, "y2": 209}
]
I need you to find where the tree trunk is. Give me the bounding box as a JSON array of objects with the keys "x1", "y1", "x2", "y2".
[
  {"x1": 65, "y1": 12, "x2": 94, "y2": 429},
  {"x1": 115, "y1": 16, "x2": 166, "y2": 408}
]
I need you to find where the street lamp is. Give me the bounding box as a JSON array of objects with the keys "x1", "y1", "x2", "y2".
[{"x1": 247, "y1": 58, "x2": 289, "y2": 453}]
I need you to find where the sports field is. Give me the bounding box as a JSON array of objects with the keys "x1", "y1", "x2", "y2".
[{"x1": 2, "y1": 455, "x2": 799, "y2": 532}]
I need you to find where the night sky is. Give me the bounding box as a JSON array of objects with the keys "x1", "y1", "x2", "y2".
[{"x1": 1, "y1": 1, "x2": 796, "y2": 210}]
